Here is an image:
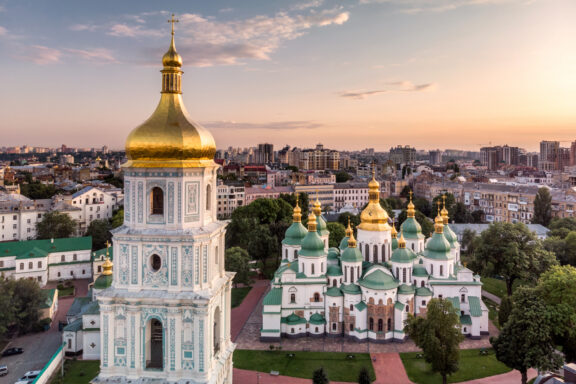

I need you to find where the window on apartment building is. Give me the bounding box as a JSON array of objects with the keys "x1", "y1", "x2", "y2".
[
  {"x1": 20, "y1": 263, "x2": 24, "y2": 270},
  {"x1": 61, "y1": 255, "x2": 65, "y2": 262},
  {"x1": 37, "y1": 213, "x2": 42, "y2": 218},
  {"x1": 27, "y1": 228, "x2": 30, "y2": 233},
  {"x1": 70, "y1": 271, "x2": 74, "y2": 276},
  {"x1": 28, "y1": 262, "x2": 32, "y2": 269},
  {"x1": 82, "y1": 270, "x2": 85, "y2": 275},
  {"x1": 38, "y1": 261, "x2": 42, "y2": 268},
  {"x1": 13, "y1": 215, "x2": 17, "y2": 220},
  {"x1": 13, "y1": 224, "x2": 17, "y2": 229},
  {"x1": 0, "y1": 261, "x2": 3, "y2": 268},
  {"x1": 57, "y1": 272, "x2": 61, "y2": 277},
  {"x1": 26, "y1": 219, "x2": 30, "y2": 224},
  {"x1": 73, "y1": 254, "x2": 77, "y2": 261}
]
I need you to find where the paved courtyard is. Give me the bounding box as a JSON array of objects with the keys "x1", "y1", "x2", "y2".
[{"x1": 234, "y1": 284, "x2": 496, "y2": 353}]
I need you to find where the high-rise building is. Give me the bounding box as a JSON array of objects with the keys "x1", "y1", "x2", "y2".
[
  {"x1": 389, "y1": 145, "x2": 416, "y2": 165},
  {"x1": 429, "y1": 150, "x2": 443, "y2": 166},
  {"x1": 256, "y1": 143, "x2": 274, "y2": 164},
  {"x1": 540, "y1": 140, "x2": 560, "y2": 171}
]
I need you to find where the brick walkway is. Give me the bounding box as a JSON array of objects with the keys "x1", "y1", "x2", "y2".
[
  {"x1": 459, "y1": 368, "x2": 537, "y2": 383},
  {"x1": 371, "y1": 353, "x2": 413, "y2": 384},
  {"x1": 232, "y1": 279, "x2": 269, "y2": 342},
  {"x1": 233, "y1": 368, "x2": 352, "y2": 384}
]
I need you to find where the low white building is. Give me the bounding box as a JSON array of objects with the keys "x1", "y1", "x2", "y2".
[
  {"x1": 0, "y1": 237, "x2": 93, "y2": 286},
  {"x1": 59, "y1": 186, "x2": 119, "y2": 234},
  {"x1": 216, "y1": 184, "x2": 245, "y2": 218}
]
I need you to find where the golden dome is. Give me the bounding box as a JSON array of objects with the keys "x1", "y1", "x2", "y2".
[
  {"x1": 347, "y1": 230, "x2": 357, "y2": 248},
  {"x1": 313, "y1": 192, "x2": 322, "y2": 216},
  {"x1": 434, "y1": 212, "x2": 444, "y2": 234},
  {"x1": 441, "y1": 195, "x2": 450, "y2": 224},
  {"x1": 407, "y1": 190, "x2": 416, "y2": 218},
  {"x1": 124, "y1": 16, "x2": 216, "y2": 169},
  {"x1": 391, "y1": 221, "x2": 398, "y2": 239},
  {"x1": 307, "y1": 211, "x2": 317, "y2": 232},
  {"x1": 345, "y1": 218, "x2": 353, "y2": 237},
  {"x1": 358, "y1": 166, "x2": 390, "y2": 231},
  {"x1": 398, "y1": 230, "x2": 406, "y2": 249},
  {"x1": 293, "y1": 194, "x2": 302, "y2": 223}
]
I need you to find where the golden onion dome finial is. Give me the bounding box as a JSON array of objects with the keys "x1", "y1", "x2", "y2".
[
  {"x1": 345, "y1": 217, "x2": 353, "y2": 237},
  {"x1": 102, "y1": 241, "x2": 113, "y2": 276},
  {"x1": 441, "y1": 194, "x2": 450, "y2": 224},
  {"x1": 359, "y1": 162, "x2": 389, "y2": 231},
  {"x1": 162, "y1": 14, "x2": 182, "y2": 68},
  {"x1": 391, "y1": 218, "x2": 398, "y2": 238},
  {"x1": 313, "y1": 190, "x2": 322, "y2": 216},
  {"x1": 292, "y1": 193, "x2": 302, "y2": 223},
  {"x1": 407, "y1": 190, "x2": 416, "y2": 218},
  {"x1": 347, "y1": 226, "x2": 357, "y2": 248},
  {"x1": 398, "y1": 228, "x2": 406, "y2": 249},
  {"x1": 307, "y1": 211, "x2": 318, "y2": 232},
  {"x1": 434, "y1": 201, "x2": 444, "y2": 234}
]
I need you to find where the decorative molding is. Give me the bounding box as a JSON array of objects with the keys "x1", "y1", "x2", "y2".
[
  {"x1": 182, "y1": 246, "x2": 193, "y2": 287},
  {"x1": 131, "y1": 245, "x2": 138, "y2": 285},
  {"x1": 168, "y1": 182, "x2": 175, "y2": 224},
  {"x1": 171, "y1": 247, "x2": 178, "y2": 286},
  {"x1": 170, "y1": 318, "x2": 176, "y2": 371},
  {"x1": 142, "y1": 244, "x2": 169, "y2": 288},
  {"x1": 125, "y1": 180, "x2": 131, "y2": 222},
  {"x1": 137, "y1": 182, "x2": 143, "y2": 223}
]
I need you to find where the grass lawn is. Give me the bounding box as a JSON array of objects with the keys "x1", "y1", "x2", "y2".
[
  {"x1": 233, "y1": 349, "x2": 375, "y2": 382},
  {"x1": 231, "y1": 287, "x2": 252, "y2": 308},
  {"x1": 50, "y1": 360, "x2": 99, "y2": 384},
  {"x1": 484, "y1": 298, "x2": 500, "y2": 329},
  {"x1": 58, "y1": 287, "x2": 75, "y2": 297},
  {"x1": 400, "y1": 348, "x2": 511, "y2": 384},
  {"x1": 481, "y1": 277, "x2": 507, "y2": 298}
]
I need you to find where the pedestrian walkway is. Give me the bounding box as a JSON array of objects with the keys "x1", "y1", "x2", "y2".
[
  {"x1": 458, "y1": 368, "x2": 537, "y2": 384},
  {"x1": 371, "y1": 353, "x2": 413, "y2": 384},
  {"x1": 231, "y1": 279, "x2": 269, "y2": 342},
  {"x1": 481, "y1": 290, "x2": 502, "y2": 305},
  {"x1": 233, "y1": 368, "x2": 352, "y2": 384}
]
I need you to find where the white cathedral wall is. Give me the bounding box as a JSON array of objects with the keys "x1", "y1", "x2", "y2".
[
  {"x1": 405, "y1": 238, "x2": 424, "y2": 253},
  {"x1": 83, "y1": 331, "x2": 101, "y2": 360},
  {"x1": 282, "y1": 244, "x2": 300, "y2": 262},
  {"x1": 356, "y1": 229, "x2": 392, "y2": 263}
]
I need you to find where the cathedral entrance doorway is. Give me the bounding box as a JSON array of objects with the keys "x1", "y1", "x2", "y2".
[{"x1": 146, "y1": 318, "x2": 163, "y2": 369}]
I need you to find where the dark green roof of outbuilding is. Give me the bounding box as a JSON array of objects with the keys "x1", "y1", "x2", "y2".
[
  {"x1": 83, "y1": 301, "x2": 100, "y2": 315},
  {"x1": 326, "y1": 264, "x2": 343, "y2": 276},
  {"x1": 283, "y1": 313, "x2": 306, "y2": 325},
  {"x1": 468, "y1": 296, "x2": 483, "y2": 317},
  {"x1": 390, "y1": 247, "x2": 416, "y2": 264},
  {"x1": 283, "y1": 222, "x2": 308, "y2": 245},
  {"x1": 412, "y1": 266, "x2": 428, "y2": 277},
  {"x1": 398, "y1": 284, "x2": 415, "y2": 294},
  {"x1": 63, "y1": 318, "x2": 83, "y2": 332},
  {"x1": 309, "y1": 313, "x2": 326, "y2": 325},
  {"x1": 415, "y1": 287, "x2": 433, "y2": 296},
  {"x1": 460, "y1": 314, "x2": 472, "y2": 325},
  {"x1": 341, "y1": 283, "x2": 361, "y2": 295},
  {"x1": 0, "y1": 237, "x2": 92, "y2": 260},
  {"x1": 359, "y1": 269, "x2": 399, "y2": 290},
  {"x1": 339, "y1": 236, "x2": 349, "y2": 250},
  {"x1": 325, "y1": 287, "x2": 343, "y2": 297},
  {"x1": 40, "y1": 288, "x2": 57, "y2": 309},
  {"x1": 341, "y1": 247, "x2": 363, "y2": 263},
  {"x1": 401, "y1": 218, "x2": 425, "y2": 239},
  {"x1": 94, "y1": 274, "x2": 113, "y2": 289},
  {"x1": 263, "y1": 288, "x2": 283, "y2": 306},
  {"x1": 446, "y1": 297, "x2": 461, "y2": 311},
  {"x1": 423, "y1": 233, "x2": 451, "y2": 260},
  {"x1": 92, "y1": 247, "x2": 114, "y2": 261},
  {"x1": 298, "y1": 230, "x2": 325, "y2": 257}
]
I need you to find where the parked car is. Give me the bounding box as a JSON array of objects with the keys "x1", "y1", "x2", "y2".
[
  {"x1": 0, "y1": 365, "x2": 8, "y2": 376},
  {"x1": 1, "y1": 347, "x2": 23, "y2": 356},
  {"x1": 14, "y1": 370, "x2": 40, "y2": 384}
]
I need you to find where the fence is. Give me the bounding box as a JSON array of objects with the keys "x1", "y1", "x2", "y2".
[{"x1": 31, "y1": 342, "x2": 65, "y2": 384}]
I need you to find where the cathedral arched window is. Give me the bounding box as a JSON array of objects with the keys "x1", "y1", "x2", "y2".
[
  {"x1": 314, "y1": 292, "x2": 320, "y2": 302},
  {"x1": 350, "y1": 268, "x2": 353, "y2": 283},
  {"x1": 440, "y1": 265, "x2": 444, "y2": 276},
  {"x1": 365, "y1": 244, "x2": 369, "y2": 260},
  {"x1": 369, "y1": 317, "x2": 374, "y2": 331},
  {"x1": 333, "y1": 279, "x2": 337, "y2": 287},
  {"x1": 373, "y1": 245, "x2": 378, "y2": 263},
  {"x1": 350, "y1": 304, "x2": 353, "y2": 311},
  {"x1": 403, "y1": 268, "x2": 407, "y2": 283},
  {"x1": 396, "y1": 267, "x2": 399, "y2": 278},
  {"x1": 294, "y1": 249, "x2": 298, "y2": 259},
  {"x1": 387, "y1": 318, "x2": 392, "y2": 331},
  {"x1": 382, "y1": 244, "x2": 386, "y2": 262},
  {"x1": 421, "y1": 281, "x2": 425, "y2": 287},
  {"x1": 430, "y1": 264, "x2": 434, "y2": 275},
  {"x1": 378, "y1": 319, "x2": 383, "y2": 332},
  {"x1": 461, "y1": 294, "x2": 466, "y2": 303},
  {"x1": 151, "y1": 187, "x2": 164, "y2": 215},
  {"x1": 312, "y1": 264, "x2": 315, "y2": 275},
  {"x1": 206, "y1": 184, "x2": 212, "y2": 210},
  {"x1": 290, "y1": 293, "x2": 296, "y2": 303}
]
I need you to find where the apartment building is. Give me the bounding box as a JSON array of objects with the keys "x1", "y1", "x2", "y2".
[{"x1": 216, "y1": 184, "x2": 245, "y2": 218}]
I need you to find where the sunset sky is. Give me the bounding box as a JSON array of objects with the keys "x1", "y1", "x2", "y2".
[{"x1": 0, "y1": 0, "x2": 575, "y2": 151}]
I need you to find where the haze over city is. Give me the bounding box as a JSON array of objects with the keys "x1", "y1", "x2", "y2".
[{"x1": 0, "y1": 0, "x2": 574, "y2": 150}]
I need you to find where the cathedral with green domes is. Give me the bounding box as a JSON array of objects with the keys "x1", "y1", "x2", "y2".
[{"x1": 261, "y1": 172, "x2": 488, "y2": 342}]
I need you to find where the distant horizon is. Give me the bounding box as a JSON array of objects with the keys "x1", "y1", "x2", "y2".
[{"x1": 1, "y1": 0, "x2": 574, "y2": 152}]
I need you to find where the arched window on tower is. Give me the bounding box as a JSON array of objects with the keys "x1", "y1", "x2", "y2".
[
  {"x1": 440, "y1": 265, "x2": 444, "y2": 276},
  {"x1": 369, "y1": 317, "x2": 374, "y2": 331},
  {"x1": 382, "y1": 244, "x2": 386, "y2": 262},
  {"x1": 151, "y1": 187, "x2": 164, "y2": 215},
  {"x1": 206, "y1": 184, "x2": 212, "y2": 210},
  {"x1": 314, "y1": 292, "x2": 320, "y2": 302},
  {"x1": 387, "y1": 318, "x2": 392, "y2": 331},
  {"x1": 373, "y1": 245, "x2": 378, "y2": 263},
  {"x1": 378, "y1": 319, "x2": 383, "y2": 332},
  {"x1": 403, "y1": 268, "x2": 407, "y2": 283},
  {"x1": 365, "y1": 244, "x2": 369, "y2": 261}
]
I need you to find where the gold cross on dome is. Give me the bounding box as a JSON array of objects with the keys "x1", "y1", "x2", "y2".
[
  {"x1": 168, "y1": 13, "x2": 179, "y2": 35},
  {"x1": 408, "y1": 190, "x2": 413, "y2": 201}
]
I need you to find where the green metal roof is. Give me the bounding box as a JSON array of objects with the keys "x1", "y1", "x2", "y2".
[
  {"x1": 358, "y1": 269, "x2": 399, "y2": 290},
  {"x1": 63, "y1": 318, "x2": 83, "y2": 332},
  {"x1": 339, "y1": 236, "x2": 349, "y2": 250},
  {"x1": 92, "y1": 247, "x2": 114, "y2": 261},
  {"x1": 394, "y1": 301, "x2": 405, "y2": 311},
  {"x1": 326, "y1": 264, "x2": 343, "y2": 276},
  {"x1": 94, "y1": 274, "x2": 113, "y2": 289},
  {"x1": 415, "y1": 287, "x2": 433, "y2": 296},
  {"x1": 341, "y1": 283, "x2": 362, "y2": 295},
  {"x1": 460, "y1": 314, "x2": 472, "y2": 325},
  {"x1": 468, "y1": 296, "x2": 483, "y2": 317},
  {"x1": 341, "y1": 247, "x2": 363, "y2": 263},
  {"x1": 423, "y1": 233, "x2": 451, "y2": 260},
  {"x1": 398, "y1": 284, "x2": 415, "y2": 294},
  {"x1": 283, "y1": 222, "x2": 308, "y2": 245},
  {"x1": 412, "y1": 266, "x2": 428, "y2": 277},
  {"x1": 325, "y1": 286, "x2": 343, "y2": 297},
  {"x1": 0, "y1": 237, "x2": 92, "y2": 259},
  {"x1": 390, "y1": 247, "x2": 416, "y2": 264},
  {"x1": 443, "y1": 224, "x2": 458, "y2": 247},
  {"x1": 40, "y1": 289, "x2": 57, "y2": 309},
  {"x1": 327, "y1": 248, "x2": 340, "y2": 260},
  {"x1": 355, "y1": 301, "x2": 367, "y2": 311},
  {"x1": 401, "y1": 218, "x2": 425, "y2": 239},
  {"x1": 83, "y1": 301, "x2": 100, "y2": 315},
  {"x1": 282, "y1": 313, "x2": 306, "y2": 325},
  {"x1": 309, "y1": 313, "x2": 326, "y2": 325},
  {"x1": 298, "y1": 230, "x2": 326, "y2": 257},
  {"x1": 263, "y1": 288, "x2": 283, "y2": 306},
  {"x1": 446, "y1": 297, "x2": 461, "y2": 312},
  {"x1": 316, "y1": 215, "x2": 329, "y2": 236},
  {"x1": 391, "y1": 237, "x2": 398, "y2": 251}
]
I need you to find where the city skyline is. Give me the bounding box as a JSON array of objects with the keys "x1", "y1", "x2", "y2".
[{"x1": 0, "y1": 0, "x2": 575, "y2": 151}]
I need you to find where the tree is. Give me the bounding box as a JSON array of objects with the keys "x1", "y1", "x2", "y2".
[
  {"x1": 335, "y1": 171, "x2": 352, "y2": 183},
  {"x1": 548, "y1": 217, "x2": 576, "y2": 239},
  {"x1": 286, "y1": 165, "x2": 298, "y2": 172},
  {"x1": 85, "y1": 219, "x2": 112, "y2": 250},
  {"x1": 396, "y1": 209, "x2": 434, "y2": 237},
  {"x1": 225, "y1": 247, "x2": 252, "y2": 287},
  {"x1": 279, "y1": 193, "x2": 309, "y2": 222},
  {"x1": 532, "y1": 187, "x2": 552, "y2": 226},
  {"x1": 36, "y1": 211, "x2": 76, "y2": 239},
  {"x1": 498, "y1": 296, "x2": 513, "y2": 327},
  {"x1": 460, "y1": 229, "x2": 477, "y2": 253},
  {"x1": 399, "y1": 185, "x2": 412, "y2": 198},
  {"x1": 312, "y1": 367, "x2": 329, "y2": 384},
  {"x1": 327, "y1": 222, "x2": 346, "y2": 248},
  {"x1": 338, "y1": 212, "x2": 360, "y2": 229},
  {"x1": 0, "y1": 277, "x2": 15, "y2": 338},
  {"x1": 491, "y1": 287, "x2": 563, "y2": 384},
  {"x1": 10, "y1": 278, "x2": 43, "y2": 334},
  {"x1": 452, "y1": 202, "x2": 473, "y2": 223},
  {"x1": 537, "y1": 265, "x2": 576, "y2": 361},
  {"x1": 413, "y1": 198, "x2": 431, "y2": 217},
  {"x1": 474, "y1": 222, "x2": 558, "y2": 295},
  {"x1": 110, "y1": 208, "x2": 124, "y2": 228},
  {"x1": 471, "y1": 210, "x2": 485, "y2": 224},
  {"x1": 431, "y1": 193, "x2": 456, "y2": 219},
  {"x1": 357, "y1": 367, "x2": 371, "y2": 384},
  {"x1": 20, "y1": 182, "x2": 59, "y2": 199},
  {"x1": 404, "y1": 299, "x2": 464, "y2": 384}
]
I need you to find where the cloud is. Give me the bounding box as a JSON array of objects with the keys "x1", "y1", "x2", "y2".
[
  {"x1": 291, "y1": 0, "x2": 324, "y2": 11},
  {"x1": 70, "y1": 24, "x2": 98, "y2": 32},
  {"x1": 359, "y1": 0, "x2": 531, "y2": 13},
  {"x1": 64, "y1": 48, "x2": 118, "y2": 63},
  {"x1": 339, "y1": 81, "x2": 436, "y2": 99},
  {"x1": 108, "y1": 23, "x2": 162, "y2": 38},
  {"x1": 20, "y1": 45, "x2": 62, "y2": 64},
  {"x1": 202, "y1": 120, "x2": 323, "y2": 130},
  {"x1": 0, "y1": 26, "x2": 7, "y2": 36},
  {"x1": 219, "y1": 8, "x2": 234, "y2": 13}
]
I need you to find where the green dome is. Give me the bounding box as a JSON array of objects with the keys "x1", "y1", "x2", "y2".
[
  {"x1": 390, "y1": 247, "x2": 416, "y2": 264},
  {"x1": 94, "y1": 273, "x2": 113, "y2": 289},
  {"x1": 443, "y1": 224, "x2": 458, "y2": 247},
  {"x1": 341, "y1": 283, "x2": 362, "y2": 295},
  {"x1": 339, "y1": 236, "x2": 349, "y2": 250},
  {"x1": 341, "y1": 246, "x2": 363, "y2": 263},
  {"x1": 423, "y1": 233, "x2": 451, "y2": 260},
  {"x1": 283, "y1": 222, "x2": 308, "y2": 246},
  {"x1": 309, "y1": 313, "x2": 327, "y2": 324},
  {"x1": 325, "y1": 286, "x2": 343, "y2": 297},
  {"x1": 402, "y1": 217, "x2": 425, "y2": 240},
  {"x1": 359, "y1": 269, "x2": 399, "y2": 290},
  {"x1": 284, "y1": 313, "x2": 306, "y2": 325},
  {"x1": 416, "y1": 286, "x2": 433, "y2": 296},
  {"x1": 299, "y1": 230, "x2": 325, "y2": 257},
  {"x1": 398, "y1": 284, "x2": 415, "y2": 294},
  {"x1": 326, "y1": 264, "x2": 343, "y2": 276},
  {"x1": 317, "y1": 215, "x2": 329, "y2": 236},
  {"x1": 412, "y1": 265, "x2": 428, "y2": 277},
  {"x1": 391, "y1": 237, "x2": 398, "y2": 251}
]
